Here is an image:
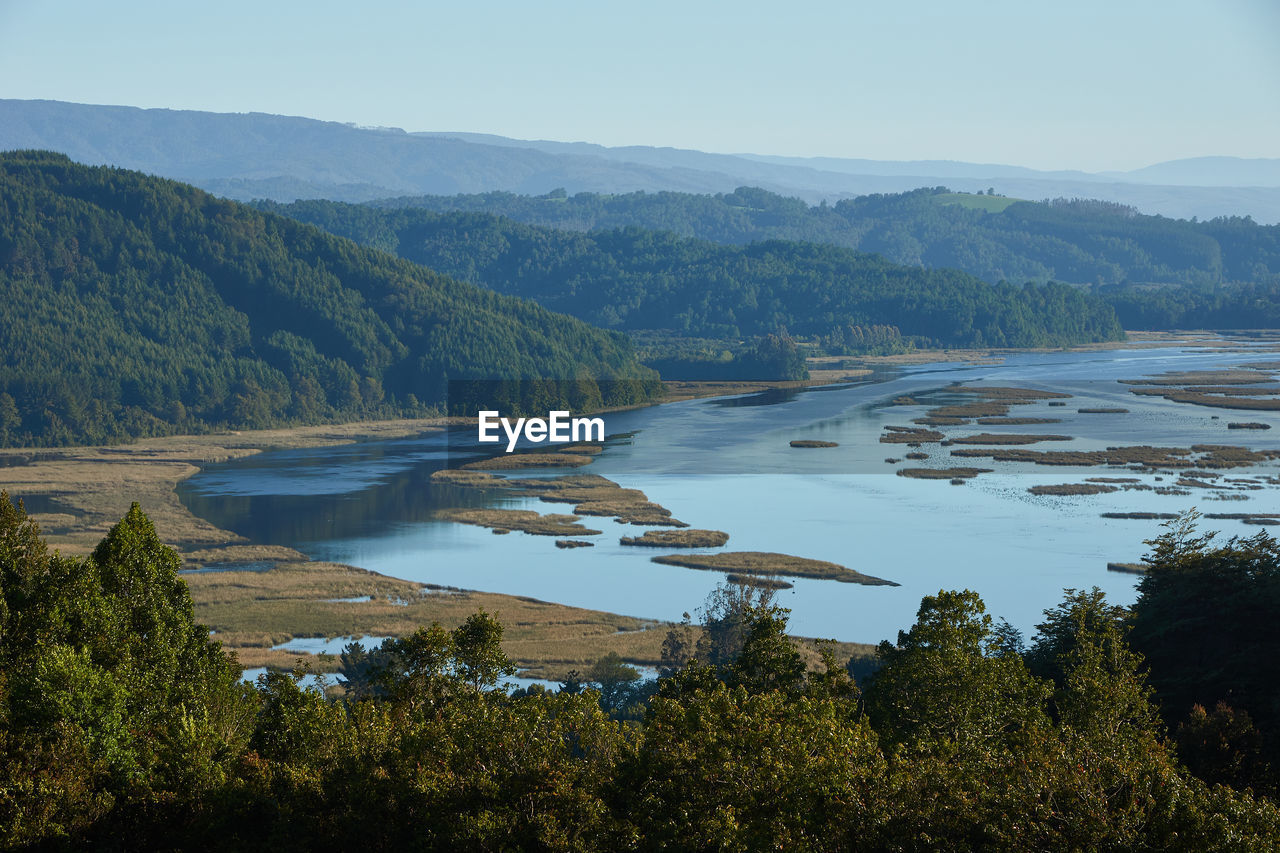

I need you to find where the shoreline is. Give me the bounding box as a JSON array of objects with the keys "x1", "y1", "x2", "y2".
[
  {"x1": 0, "y1": 331, "x2": 1249, "y2": 676},
  {"x1": 0, "y1": 413, "x2": 875, "y2": 678}
]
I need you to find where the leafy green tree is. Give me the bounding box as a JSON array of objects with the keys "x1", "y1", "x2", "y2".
[
  {"x1": 451, "y1": 609, "x2": 515, "y2": 691},
  {"x1": 587, "y1": 652, "x2": 641, "y2": 713},
  {"x1": 864, "y1": 589, "x2": 1051, "y2": 752},
  {"x1": 627, "y1": 683, "x2": 885, "y2": 850},
  {"x1": 726, "y1": 604, "x2": 806, "y2": 695},
  {"x1": 1129, "y1": 513, "x2": 1280, "y2": 791},
  {"x1": 1025, "y1": 586, "x2": 1130, "y2": 686}
]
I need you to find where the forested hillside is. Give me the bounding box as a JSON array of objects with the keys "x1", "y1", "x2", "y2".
[
  {"x1": 362, "y1": 186, "x2": 1280, "y2": 289},
  {"x1": 0, "y1": 152, "x2": 659, "y2": 447},
  {"x1": 264, "y1": 200, "x2": 1125, "y2": 349}
]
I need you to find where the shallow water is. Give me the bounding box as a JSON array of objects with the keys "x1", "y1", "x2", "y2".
[{"x1": 181, "y1": 344, "x2": 1280, "y2": 646}]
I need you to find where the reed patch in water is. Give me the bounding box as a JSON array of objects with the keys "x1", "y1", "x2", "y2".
[
  {"x1": 434, "y1": 508, "x2": 602, "y2": 537},
  {"x1": 462, "y1": 453, "x2": 596, "y2": 470},
  {"x1": 945, "y1": 445, "x2": 1270, "y2": 468},
  {"x1": 620, "y1": 529, "x2": 729, "y2": 548},
  {"x1": 896, "y1": 467, "x2": 992, "y2": 480},
  {"x1": 790, "y1": 440, "x2": 839, "y2": 448},
  {"x1": 1028, "y1": 483, "x2": 1119, "y2": 496},
  {"x1": 651, "y1": 551, "x2": 897, "y2": 586}
]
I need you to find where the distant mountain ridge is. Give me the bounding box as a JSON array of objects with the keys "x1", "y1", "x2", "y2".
[
  {"x1": 3, "y1": 99, "x2": 1279, "y2": 222},
  {"x1": 355, "y1": 186, "x2": 1280, "y2": 290}
]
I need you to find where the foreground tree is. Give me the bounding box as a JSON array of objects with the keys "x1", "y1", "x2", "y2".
[
  {"x1": 1129, "y1": 513, "x2": 1280, "y2": 793},
  {"x1": 0, "y1": 496, "x2": 251, "y2": 847}
]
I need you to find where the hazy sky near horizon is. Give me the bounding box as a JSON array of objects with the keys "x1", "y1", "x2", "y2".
[{"x1": 2, "y1": 0, "x2": 1277, "y2": 172}]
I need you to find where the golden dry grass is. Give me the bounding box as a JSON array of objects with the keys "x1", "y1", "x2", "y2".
[
  {"x1": 434, "y1": 507, "x2": 603, "y2": 536},
  {"x1": 896, "y1": 467, "x2": 992, "y2": 480},
  {"x1": 880, "y1": 427, "x2": 944, "y2": 444},
  {"x1": 503, "y1": 474, "x2": 686, "y2": 527},
  {"x1": 620, "y1": 529, "x2": 730, "y2": 548},
  {"x1": 462, "y1": 453, "x2": 596, "y2": 470},
  {"x1": 184, "y1": 556, "x2": 674, "y2": 677},
  {"x1": 1028, "y1": 483, "x2": 1119, "y2": 496},
  {"x1": 651, "y1": 551, "x2": 897, "y2": 586}
]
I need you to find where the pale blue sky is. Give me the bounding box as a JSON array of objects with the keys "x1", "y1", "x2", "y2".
[{"x1": 1, "y1": 0, "x2": 1277, "y2": 171}]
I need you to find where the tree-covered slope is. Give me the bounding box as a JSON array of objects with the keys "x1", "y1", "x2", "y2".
[
  {"x1": 264, "y1": 200, "x2": 1124, "y2": 348},
  {"x1": 363, "y1": 186, "x2": 1280, "y2": 290},
  {"x1": 0, "y1": 152, "x2": 659, "y2": 447}
]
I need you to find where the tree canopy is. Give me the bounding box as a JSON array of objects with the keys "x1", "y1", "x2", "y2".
[
  {"x1": 264, "y1": 199, "x2": 1126, "y2": 350},
  {"x1": 3, "y1": 497, "x2": 1279, "y2": 848},
  {"x1": 0, "y1": 151, "x2": 660, "y2": 447}
]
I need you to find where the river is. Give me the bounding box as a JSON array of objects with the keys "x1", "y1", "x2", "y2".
[{"x1": 180, "y1": 342, "x2": 1280, "y2": 646}]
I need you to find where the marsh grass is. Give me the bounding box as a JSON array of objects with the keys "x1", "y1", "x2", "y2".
[
  {"x1": 429, "y1": 469, "x2": 503, "y2": 487},
  {"x1": 880, "y1": 427, "x2": 944, "y2": 444},
  {"x1": 434, "y1": 507, "x2": 602, "y2": 536},
  {"x1": 462, "y1": 453, "x2": 596, "y2": 470},
  {"x1": 507, "y1": 474, "x2": 687, "y2": 526},
  {"x1": 1028, "y1": 483, "x2": 1119, "y2": 496},
  {"x1": 896, "y1": 467, "x2": 992, "y2": 480},
  {"x1": 789, "y1": 440, "x2": 839, "y2": 448},
  {"x1": 186, "y1": 557, "x2": 672, "y2": 677},
  {"x1": 620, "y1": 529, "x2": 730, "y2": 548},
  {"x1": 651, "y1": 551, "x2": 897, "y2": 586},
  {"x1": 949, "y1": 445, "x2": 1208, "y2": 467}
]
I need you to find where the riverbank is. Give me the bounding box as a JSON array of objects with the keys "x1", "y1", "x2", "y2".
[
  {"x1": 2, "y1": 331, "x2": 1255, "y2": 678},
  {"x1": 0, "y1": 416, "x2": 873, "y2": 679}
]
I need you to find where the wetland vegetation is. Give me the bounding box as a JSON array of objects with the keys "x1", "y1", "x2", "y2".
[
  {"x1": 651, "y1": 551, "x2": 897, "y2": 585},
  {"x1": 620, "y1": 529, "x2": 730, "y2": 548}
]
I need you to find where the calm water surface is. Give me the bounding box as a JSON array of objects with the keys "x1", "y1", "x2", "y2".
[{"x1": 180, "y1": 344, "x2": 1280, "y2": 645}]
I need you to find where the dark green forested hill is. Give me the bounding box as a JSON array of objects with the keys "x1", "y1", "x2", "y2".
[
  {"x1": 359, "y1": 185, "x2": 1280, "y2": 288},
  {"x1": 261, "y1": 200, "x2": 1124, "y2": 350},
  {"x1": 0, "y1": 152, "x2": 660, "y2": 447}
]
